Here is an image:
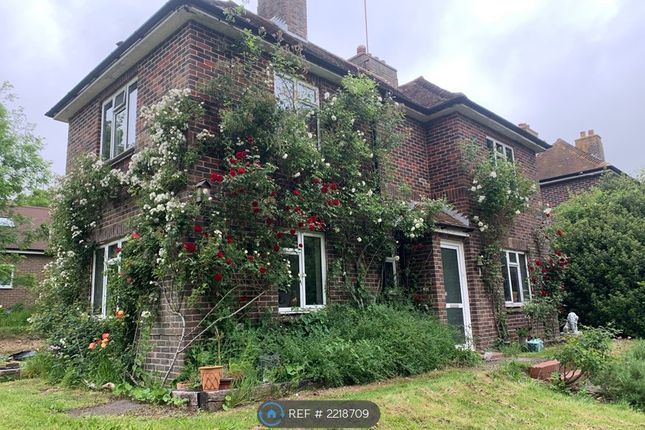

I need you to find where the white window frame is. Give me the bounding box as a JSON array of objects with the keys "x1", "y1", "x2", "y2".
[
  {"x1": 383, "y1": 256, "x2": 398, "y2": 289},
  {"x1": 502, "y1": 250, "x2": 531, "y2": 307},
  {"x1": 279, "y1": 231, "x2": 327, "y2": 314},
  {"x1": 486, "y1": 137, "x2": 515, "y2": 163},
  {"x1": 100, "y1": 78, "x2": 138, "y2": 161},
  {"x1": 91, "y1": 238, "x2": 125, "y2": 316},
  {"x1": 0, "y1": 264, "x2": 15, "y2": 289}
]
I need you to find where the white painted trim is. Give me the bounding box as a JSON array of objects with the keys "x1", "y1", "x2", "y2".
[
  {"x1": 502, "y1": 250, "x2": 531, "y2": 306},
  {"x1": 433, "y1": 227, "x2": 470, "y2": 238},
  {"x1": 101, "y1": 78, "x2": 138, "y2": 160},
  {"x1": 91, "y1": 238, "x2": 125, "y2": 317},
  {"x1": 440, "y1": 239, "x2": 473, "y2": 350},
  {"x1": 486, "y1": 136, "x2": 515, "y2": 163},
  {"x1": 540, "y1": 169, "x2": 605, "y2": 186},
  {"x1": 279, "y1": 232, "x2": 327, "y2": 314},
  {"x1": 3, "y1": 249, "x2": 46, "y2": 255}
]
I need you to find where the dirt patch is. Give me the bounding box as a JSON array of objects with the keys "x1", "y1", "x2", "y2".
[
  {"x1": 68, "y1": 399, "x2": 193, "y2": 418},
  {"x1": 0, "y1": 336, "x2": 43, "y2": 355}
]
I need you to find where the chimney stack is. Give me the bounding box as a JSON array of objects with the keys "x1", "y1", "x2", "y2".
[
  {"x1": 257, "y1": 0, "x2": 308, "y2": 40},
  {"x1": 348, "y1": 45, "x2": 398, "y2": 87},
  {"x1": 518, "y1": 123, "x2": 539, "y2": 137},
  {"x1": 575, "y1": 129, "x2": 605, "y2": 161}
]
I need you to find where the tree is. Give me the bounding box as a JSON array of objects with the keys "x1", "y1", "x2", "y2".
[
  {"x1": 13, "y1": 189, "x2": 52, "y2": 207},
  {"x1": 553, "y1": 173, "x2": 645, "y2": 337},
  {"x1": 0, "y1": 82, "x2": 51, "y2": 286}
]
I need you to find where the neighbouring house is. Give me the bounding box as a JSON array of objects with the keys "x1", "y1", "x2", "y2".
[
  {"x1": 537, "y1": 130, "x2": 622, "y2": 207},
  {"x1": 46, "y1": 0, "x2": 551, "y2": 378},
  {"x1": 0, "y1": 206, "x2": 51, "y2": 308}
]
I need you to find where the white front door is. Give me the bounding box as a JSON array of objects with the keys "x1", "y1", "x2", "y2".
[{"x1": 440, "y1": 240, "x2": 473, "y2": 349}]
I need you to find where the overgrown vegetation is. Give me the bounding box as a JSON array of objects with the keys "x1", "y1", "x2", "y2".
[
  {"x1": 179, "y1": 304, "x2": 478, "y2": 392},
  {"x1": 597, "y1": 340, "x2": 645, "y2": 411},
  {"x1": 553, "y1": 173, "x2": 645, "y2": 337},
  {"x1": 0, "y1": 303, "x2": 32, "y2": 337}
]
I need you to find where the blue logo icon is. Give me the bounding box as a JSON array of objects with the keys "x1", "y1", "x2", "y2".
[{"x1": 258, "y1": 401, "x2": 285, "y2": 427}]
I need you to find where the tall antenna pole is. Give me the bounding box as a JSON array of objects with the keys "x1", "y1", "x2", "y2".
[{"x1": 363, "y1": 0, "x2": 370, "y2": 53}]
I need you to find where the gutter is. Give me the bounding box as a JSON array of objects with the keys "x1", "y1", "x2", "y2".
[{"x1": 539, "y1": 166, "x2": 620, "y2": 186}]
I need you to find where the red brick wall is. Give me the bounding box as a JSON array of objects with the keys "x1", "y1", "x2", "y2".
[
  {"x1": 0, "y1": 254, "x2": 50, "y2": 308},
  {"x1": 540, "y1": 174, "x2": 603, "y2": 207}
]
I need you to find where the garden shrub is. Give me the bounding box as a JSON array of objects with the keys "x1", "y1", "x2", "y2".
[
  {"x1": 597, "y1": 340, "x2": 645, "y2": 411},
  {"x1": 553, "y1": 326, "x2": 615, "y2": 385},
  {"x1": 554, "y1": 174, "x2": 645, "y2": 337},
  {"x1": 183, "y1": 304, "x2": 469, "y2": 388}
]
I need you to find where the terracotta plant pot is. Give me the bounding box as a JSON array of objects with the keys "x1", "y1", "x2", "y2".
[
  {"x1": 218, "y1": 377, "x2": 235, "y2": 390},
  {"x1": 199, "y1": 365, "x2": 223, "y2": 391}
]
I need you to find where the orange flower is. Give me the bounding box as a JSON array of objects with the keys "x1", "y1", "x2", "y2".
[
  {"x1": 101, "y1": 332, "x2": 109, "y2": 340},
  {"x1": 100, "y1": 340, "x2": 108, "y2": 349},
  {"x1": 115, "y1": 310, "x2": 125, "y2": 319},
  {"x1": 88, "y1": 342, "x2": 97, "y2": 350}
]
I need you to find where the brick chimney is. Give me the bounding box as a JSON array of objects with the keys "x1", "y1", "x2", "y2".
[
  {"x1": 257, "y1": 0, "x2": 307, "y2": 40},
  {"x1": 348, "y1": 45, "x2": 398, "y2": 87},
  {"x1": 518, "y1": 123, "x2": 539, "y2": 137},
  {"x1": 575, "y1": 129, "x2": 605, "y2": 161}
]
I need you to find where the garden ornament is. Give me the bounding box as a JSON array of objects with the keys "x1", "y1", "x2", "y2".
[{"x1": 563, "y1": 312, "x2": 579, "y2": 334}]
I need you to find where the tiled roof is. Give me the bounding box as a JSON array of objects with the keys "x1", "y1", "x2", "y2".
[
  {"x1": 398, "y1": 76, "x2": 462, "y2": 109},
  {"x1": 2, "y1": 206, "x2": 50, "y2": 252},
  {"x1": 434, "y1": 208, "x2": 471, "y2": 230},
  {"x1": 537, "y1": 139, "x2": 609, "y2": 181}
]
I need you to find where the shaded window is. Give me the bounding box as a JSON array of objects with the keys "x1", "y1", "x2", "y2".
[{"x1": 0, "y1": 264, "x2": 14, "y2": 289}]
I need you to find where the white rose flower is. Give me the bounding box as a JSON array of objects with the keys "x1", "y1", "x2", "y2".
[
  {"x1": 357, "y1": 237, "x2": 362, "y2": 243},
  {"x1": 478, "y1": 195, "x2": 486, "y2": 203},
  {"x1": 490, "y1": 171, "x2": 497, "y2": 178}
]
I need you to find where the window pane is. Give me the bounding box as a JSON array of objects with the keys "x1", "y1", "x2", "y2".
[
  {"x1": 275, "y1": 74, "x2": 294, "y2": 109},
  {"x1": 279, "y1": 254, "x2": 301, "y2": 307},
  {"x1": 441, "y1": 248, "x2": 462, "y2": 304},
  {"x1": 486, "y1": 138, "x2": 494, "y2": 150},
  {"x1": 297, "y1": 82, "x2": 317, "y2": 105},
  {"x1": 0, "y1": 264, "x2": 14, "y2": 287},
  {"x1": 502, "y1": 256, "x2": 512, "y2": 302},
  {"x1": 114, "y1": 90, "x2": 125, "y2": 108},
  {"x1": 519, "y1": 255, "x2": 530, "y2": 301},
  {"x1": 383, "y1": 261, "x2": 396, "y2": 290},
  {"x1": 102, "y1": 102, "x2": 113, "y2": 160},
  {"x1": 126, "y1": 83, "x2": 138, "y2": 150},
  {"x1": 508, "y1": 252, "x2": 517, "y2": 264},
  {"x1": 93, "y1": 249, "x2": 105, "y2": 314},
  {"x1": 506, "y1": 147, "x2": 514, "y2": 162},
  {"x1": 496, "y1": 143, "x2": 504, "y2": 154},
  {"x1": 304, "y1": 236, "x2": 323, "y2": 306},
  {"x1": 509, "y1": 266, "x2": 521, "y2": 303},
  {"x1": 114, "y1": 108, "x2": 126, "y2": 156},
  {"x1": 446, "y1": 307, "x2": 466, "y2": 344}
]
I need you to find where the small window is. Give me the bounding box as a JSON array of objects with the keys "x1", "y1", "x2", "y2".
[
  {"x1": 274, "y1": 72, "x2": 319, "y2": 111},
  {"x1": 279, "y1": 232, "x2": 326, "y2": 313},
  {"x1": 383, "y1": 257, "x2": 398, "y2": 291},
  {"x1": 486, "y1": 137, "x2": 514, "y2": 163},
  {"x1": 501, "y1": 250, "x2": 531, "y2": 305},
  {"x1": 91, "y1": 239, "x2": 125, "y2": 316},
  {"x1": 101, "y1": 80, "x2": 138, "y2": 161},
  {"x1": 0, "y1": 264, "x2": 14, "y2": 289}
]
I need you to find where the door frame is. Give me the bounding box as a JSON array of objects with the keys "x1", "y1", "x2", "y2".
[{"x1": 440, "y1": 239, "x2": 474, "y2": 349}]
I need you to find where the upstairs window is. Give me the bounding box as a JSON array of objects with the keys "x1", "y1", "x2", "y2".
[
  {"x1": 91, "y1": 239, "x2": 125, "y2": 316},
  {"x1": 101, "y1": 80, "x2": 138, "y2": 161},
  {"x1": 501, "y1": 250, "x2": 531, "y2": 305},
  {"x1": 0, "y1": 264, "x2": 14, "y2": 289},
  {"x1": 486, "y1": 137, "x2": 514, "y2": 163},
  {"x1": 274, "y1": 73, "x2": 319, "y2": 111},
  {"x1": 279, "y1": 232, "x2": 326, "y2": 313}
]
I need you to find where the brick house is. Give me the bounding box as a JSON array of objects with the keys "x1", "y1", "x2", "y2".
[
  {"x1": 46, "y1": 0, "x2": 550, "y2": 377},
  {"x1": 0, "y1": 206, "x2": 51, "y2": 308},
  {"x1": 538, "y1": 130, "x2": 622, "y2": 207}
]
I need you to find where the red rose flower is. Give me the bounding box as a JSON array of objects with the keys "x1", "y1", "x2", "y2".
[
  {"x1": 312, "y1": 177, "x2": 321, "y2": 185},
  {"x1": 229, "y1": 168, "x2": 237, "y2": 177},
  {"x1": 308, "y1": 224, "x2": 315, "y2": 231},
  {"x1": 229, "y1": 157, "x2": 238, "y2": 165},
  {"x1": 252, "y1": 201, "x2": 259, "y2": 207},
  {"x1": 115, "y1": 247, "x2": 122, "y2": 254},
  {"x1": 292, "y1": 189, "x2": 301, "y2": 196},
  {"x1": 246, "y1": 135, "x2": 255, "y2": 144},
  {"x1": 227, "y1": 235, "x2": 234, "y2": 244},
  {"x1": 273, "y1": 244, "x2": 281, "y2": 252},
  {"x1": 247, "y1": 255, "x2": 255, "y2": 261},
  {"x1": 235, "y1": 150, "x2": 247, "y2": 160},
  {"x1": 217, "y1": 250, "x2": 225, "y2": 258},
  {"x1": 194, "y1": 225, "x2": 203, "y2": 233},
  {"x1": 298, "y1": 243, "x2": 303, "y2": 248},
  {"x1": 276, "y1": 232, "x2": 284, "y2": 239},
  {"x1": 88, "y1": 342, "x2": 97, "y2": 350},
  {"x1": 213, "y1": 273, "x2": 223, "y2": 282},
  {"x1": 266, "y1": 218, "x2": 274, "y2": 226},
  {"x1": 321, "y1": 186, "x2": 329, "y2": 194},
  {"x1": 237, "y1": 166, "x2": 246, "y2": 174},
  {"x1": 270, "y1": 191, "x2": 277, "y2": 197},
  {"x1": 290, "y1": 228, "x2": 297, "y2": 236},
  {"x1": 307, "y1": 215, "x2": 317, "y2": 223},
  {"x1": 534, "y1": 259, "x2": 542, "y2": 267},
  {"x1": 210, "y1": 173, "x2": 224, "y2": 182},
  {"x1": 253, "y1": 207, "x2": 261, "y2": 214},
  {"x1": 330, "y1": 183, "x2": 338, "y2": 191},
  {"x1": 183, "y1": 242, "x2": 197, "y2": 253},
  {"x1": 259, "y1": 266, "x2": 268, "y2": 274},
  {"x1": 131, "y1": 231, "x2": 141, "y2": 239},
  {"x1": 101, "y1": 333, "x2": 110, "y2": 340},
  {"x1": 226, "y1": 257, "x2": 233, "y2": 265}
]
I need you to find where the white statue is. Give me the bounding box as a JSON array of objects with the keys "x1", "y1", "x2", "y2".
[{"x1": 563, "y1": 312, "x2": 579, "y2": 334}]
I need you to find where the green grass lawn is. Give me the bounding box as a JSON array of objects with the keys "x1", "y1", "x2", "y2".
[{"x1": 1, "y1": 365, "x2": 643, "y2": 430}]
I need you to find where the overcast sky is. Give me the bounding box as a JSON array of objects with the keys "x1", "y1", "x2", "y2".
[{"x1": 1, "y1": 0, "x2": 643, "y2": 176}]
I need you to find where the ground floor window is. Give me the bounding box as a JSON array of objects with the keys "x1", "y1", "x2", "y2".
[
  {"x1": 0, "y1": 264, "x2": 14, "y2": 289},
  {"x1": 382, "y1": 257, "x2": 398, "y2": 291},
  {"x1": 91, "y1": 239, "x2": 124, "y2": 316},
  {"x1": 502, "y1": 250, "x2": 531, "y2": 305},
  {"x1": 279, "y1": 232, "x2": 326, "y2": 313}
]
